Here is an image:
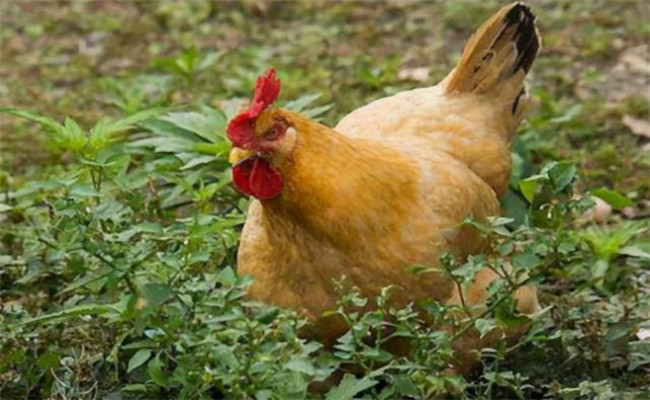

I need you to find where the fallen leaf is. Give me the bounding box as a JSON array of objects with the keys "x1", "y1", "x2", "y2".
[
  {"x1": 620, "y1": 45, "x2": 650, "y2": 75},
  {"x1": 637, "y1": 328, "x2": 650, "y2": 341},
  {"x1": 584, "y1": 196, "x2": 612, "y2": 222},
  {"x1": 622, "y1": 207, "x2": 636, "y2": 219},
  {"x1": 622, "y1": 115, "x2": 650, "y2": 138}
]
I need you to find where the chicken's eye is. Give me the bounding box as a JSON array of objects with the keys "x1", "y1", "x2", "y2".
[{"x1": 265, "y1": 123, "x2": 286, "y2": 141}]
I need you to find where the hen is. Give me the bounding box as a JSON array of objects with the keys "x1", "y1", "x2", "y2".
[{"x1": 227, "y1": 2, "x2": 541, "y2": 348}]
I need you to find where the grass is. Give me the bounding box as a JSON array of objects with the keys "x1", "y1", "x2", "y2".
[{"x1": 1, "y1": 0, "x2": 649, "y2": 399}]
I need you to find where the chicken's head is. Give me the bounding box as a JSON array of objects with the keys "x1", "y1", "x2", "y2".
[{"x1": 227, "y1": 68, "x2": 291, "y2": 200}]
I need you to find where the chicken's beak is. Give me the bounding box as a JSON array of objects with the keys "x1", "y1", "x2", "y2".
[{"x1": 229, "y1": 147, "x2": 257, "y2": 165}]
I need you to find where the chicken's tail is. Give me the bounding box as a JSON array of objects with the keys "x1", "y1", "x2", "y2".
[{"x1": 444, "y1": 2, "x2": 540, "y2": 121}]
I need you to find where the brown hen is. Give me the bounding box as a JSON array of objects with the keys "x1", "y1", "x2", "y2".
[{"x1": 227, "y1": 2, "x2": 541, "y2": 360}]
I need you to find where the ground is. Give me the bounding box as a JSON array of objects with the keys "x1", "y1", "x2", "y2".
[{"x1": 0, "y1": 1, "x2": 649, "y2": 399}]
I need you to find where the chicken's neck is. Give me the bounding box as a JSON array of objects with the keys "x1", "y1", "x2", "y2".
[{"x1": 260, "y1": 110, "x2": 420, "y2": 250}]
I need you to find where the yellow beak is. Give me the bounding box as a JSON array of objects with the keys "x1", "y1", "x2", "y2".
[{"x1": 229, "y1": 147, "x2": 256, "y2": 165}]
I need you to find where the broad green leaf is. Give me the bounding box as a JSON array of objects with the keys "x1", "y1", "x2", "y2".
[
  {"x1": 548, "y1": 162, "x2": 576, "y2": 192},
  {"x1": 325, "y1": 373, "x2": 378, "y2": 400},
  {"x1": 513, "y1": 251, "x2": 541, "y2": 269},
  {"x1": 519, "y1": 178, "x2": 539, "y2": 203},
  {"x1": 129, "y1": 136, "x2": 195, "y2": 153},
  {"x1": 69, "y1": 184, "x2": 100, "y2": 197},
  {"x1": 303, "y1": 104, "x2": 333, "y2": 120},
  {"x1": 495, "y1": 297, "x2": 531, "y2": 328},
  {"x1": 127, "y1": 349, "x2": 152, "y2": 373},
  {"x1": 106, "y1": 107, "x2": 169, "y2": 134},
  {"x1": 284, "y1": 93, "x2": 322, "y2": 113},
  {"x1": 255, "y1": 390, "x2": 273, "y2": 400},
  {"x1": 619, "y1": 246, "x2": 650, "y2": 259},
  {"x1": 136, "y1": 222, "x2": 164, "y2": 234},
  {"x1": 160, "y1": 111, "x2": 222, "y2": 143},
  {"x1": 590, "y1": 188, "x2": 634, "y2": 210},
  {"x1": 393, "y1": 374, "x2": 419, "y2": 396},
  {"x1": 475, "y1": 318, "x2": 497, "y2": 339},
  {"x1": 147, "y1": 356, "x2": 167, "y2": 386},
  {"x1": 501, "y1": 189, "x2": 528, "y2": 227},
  {"x1": 37, "y1": 353, "x2": 61, "y2": 370},
  {"x1": 141, "y1": 283, "x2": 173, "y2": 308},
  {"x1": 216, "y1": 266, "x2": 237, "y2": 286},
  {"x1": 285, "y1": 359, "x2": 315, "y2": 376},
  {"x1": 181, "y1": 155, "x2": 217, "y2": 170}
]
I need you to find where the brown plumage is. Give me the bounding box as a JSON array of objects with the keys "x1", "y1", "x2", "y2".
[{"x1": 227, "y1": 2, "x2": 541, "y2": 369}]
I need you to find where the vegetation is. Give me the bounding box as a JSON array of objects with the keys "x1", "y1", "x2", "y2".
[{"x1": 1, "y1": 1, "x2": 648, "y2": 399}]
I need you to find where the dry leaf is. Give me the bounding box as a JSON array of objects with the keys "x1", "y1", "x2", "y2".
[
  {"x1": 622, "y1": 115, "x2": 650, "y2": 138},
  {"x1": 585, "y1": 196, "x2": 612, "y2": 222},
  {"x1": 638, "y1": 328, "x2": 650, "y2": 341},
  {"x1": 620, "y1": 45, "x2": 650, "y2": 75}
]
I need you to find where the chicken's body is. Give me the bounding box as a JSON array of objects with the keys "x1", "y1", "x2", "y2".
[
  {"x1": 240, "y1": 109, "x2": 499, "y2": 320},
  {"x1": 230, "y1": 2, "x2": 541, "y2": 347}
]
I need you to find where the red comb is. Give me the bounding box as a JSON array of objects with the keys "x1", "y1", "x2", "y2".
[
  {"x1": 252, "y1": 68, "x2": 281, "y2": 108},
  {"x1": 227, "y1": 68, "x2": 281, "y2": 148}
]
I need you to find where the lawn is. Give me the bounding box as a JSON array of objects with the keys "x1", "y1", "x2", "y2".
[{"x1": 1, "y1": 1, "x2": 649, "y2": 399}]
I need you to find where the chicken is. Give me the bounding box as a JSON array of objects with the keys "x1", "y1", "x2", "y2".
[{"x1": 227, "y1": 2, "x2": 541, "y2": 349}]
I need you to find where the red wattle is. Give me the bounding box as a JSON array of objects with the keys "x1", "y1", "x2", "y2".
[
  {"x1": 249, "y1": 158, "x2": 284, "y2": 199},
  {"x1": 232, "y1": 157, "x2": 255, "y2": 196},
  {"x1": 232, "y1": 156, "x2": 283, "y2": 200}
]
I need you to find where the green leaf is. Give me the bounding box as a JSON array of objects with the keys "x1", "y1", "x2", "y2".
[
  {"x1": 127, "y1": 349, "x2": 152, "y2": 373},
  {"x1": 136, "y1": 222, "x2": 164, "y2": 234},
  {"x1": 285, "y1": 359, "x2": 315, "y2": 376},
  {"x1": 550, "y1": 103, "x2": 582, "y2": 124},
  {"x1": 147, "y1": 356, "x2": 167, "y2": 386},
  {"x1": 21, "y1": 303, "x2": 118, "y2": 325},
  {"x1": 141, "y1": 283, "x2": 173, "y2": 308},
  {"x1": 519, "y1": 178, "x2": 539, "y2": 203},
  {"x1": 160, "y1": 111, "x2": 223, "y2": 143},
  {"x1": 256, "y1": 307, "x2": 279, "y2": 324},
  {"x1": 62, "y1": 117, "x2": 87, "y2": 152},
  {"x1": 325, "y1": 373, "x2": 378, "y2": 400},
  {"x1": 548, "y1": 162, "x2": 576, "y2": 192},
  {"x1": 216, "y1": 266, "x2": 237, "y2": 286},
  {"x1": 495, "y1": 297, "x2": 531, "y2": 328},
  {"x1": 475, "y1": 318, "x2": 497, "y2": 339},
  {"x1": 619, "y1": 246, "x2": 650, "y2": 259},
  {"x1": 513, "y1": 251, "x2": 541, "y2": 269},
  {"x1": 69, "y1": 184, "x2": 100, "y2": 197},
  {"x1": 106, "y1": 107, "x2": 170, "y2": 134},
  {"x1": 197, "y1": 50, "x2": 224, "y2": 70},
  {"x1": 284, "y1": 93, "x2": 322, "y2": 113},
  {"x1": 121, "y1": 383, "x2": 147, "y2": 393},
  {"x1": 590, "y1": 188, "x2": 634, "y2": 210},
  {"x1": 129, "y1": 136, "x2": 195, "y2": 153},
  {"x1": 37, "y1": 353, "x2": 61, "y2": 370},
  {"x1": 181, "y1": 155, "x2": 217, "y2": 170},
  {"x1": 501, "y1": 189, "x2": 528, "y2": 227},
  {"x1": 0, "y1": 107, "x2": 64, "y2": 134},
  {"x1": 393, "y1": 374, "x2": 418, "y2": 396}
]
